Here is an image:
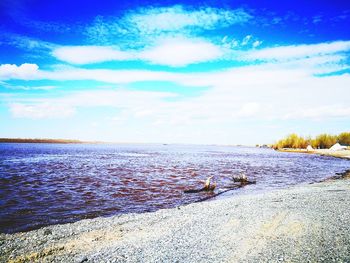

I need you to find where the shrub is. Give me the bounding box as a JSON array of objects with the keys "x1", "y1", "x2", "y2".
[
  {"x1": 313, "y1": 134, "x2": 337, "y2": 149},
  {"x1": 273, "y1": 132, "x2": 348, "y2": 149},
  {"x1": 274, "y1": 134, "x2": 308, "y2": 149},
  {"x1": 338, "y1": 132, "x2": 350, "y2": 146}
]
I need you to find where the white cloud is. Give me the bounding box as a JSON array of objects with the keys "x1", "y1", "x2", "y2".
[
  {"x1": 312, "y1": 15, "x2": 322, "y2": 24},
  {"x1": 220, "y1": 35, "x2": 262, "y2": 50},
  {"x1": 3, "y1": 39, "x2": 350, "y2": 131},
  {"x1": 9, "y1": 103, "x2": 75, "y2": 119},
  {"x1": 139, "y1": 37, "x2": 223, "y2": 66},
  {"x1": 53, "y1": 35, "x2": 350, "y2": 69},
  {"x1": 85, "y1": 6, "x2": 252, "y2": 44},
  {"x1": 5, "y1": 63, "x2": 350, "y2": 144},
  {"x1": 40, "y1": 67, "x2": 182, "y2": 83},
  {"x1": 3, "y1": 38, "x2": 350, "y2": 85},
  {"x1": 236, "y1": 103, "x2": 260, "y2": 117},
  {"x1": 52, "y1": 46, "x2": 133, "y2": 64},
  {"x1": 1, "y1": 33, "x2": 56, "y2": 51},
  {"x1": 8, "y1": 89, "x2": 176, "y2": 119},
  {"x1": 64, "y1": 89, "x2": 175, "y2": 108},
  {"x1": 244, "y1": 41, "x2": 350, "y2": 61},
  {"x1": 252, "y1": 40, "x2": 262, "y2": 48},
  {"x1": 283, "y1": 105, "x2": 350, "y2": 120},
  {"x1": 0, "y1": 81, "x2": 56, "y2": 91},
  {"x1": 52, "y1": 37, "x2": 224, "y2": 66},
  {"x1": 125, "y1": 6, "x2": 251, "y2": 33},
  {"x1": 3, "y1": 5, "x2": 350, "y2": 144},
  {"x1": 0, "y1": 63, "x2": 39, "y2": 80},
  {"x1": 0, "y1": 63, "x2": 181, "y2": 82},
  {"x1": 241, "y1": 35, "x2": 252, "y2": 46}
]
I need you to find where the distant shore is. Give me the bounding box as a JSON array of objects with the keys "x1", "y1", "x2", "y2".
[
  {"x1": 278, "y1": 148, "x2": 350, "y2": 160},
  {"x1": 0, "y1": 138, "x2": 98, "y2": 144},
  {"x1": 1, "y1": 172, "x2": 350, "y2": 262}
]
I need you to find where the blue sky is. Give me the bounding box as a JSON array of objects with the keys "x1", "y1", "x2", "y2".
[{"x1": 0, "y1": 0, "x2": 350, "y2": 145}]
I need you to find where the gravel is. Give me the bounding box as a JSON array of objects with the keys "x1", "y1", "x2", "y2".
[{"x1": 1, "y1": 176, "x2": 350, "y2": 263}]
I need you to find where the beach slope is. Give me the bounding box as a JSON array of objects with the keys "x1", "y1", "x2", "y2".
[{"x1": 1, "y1": 176, "x2": 350, "y2": 262}]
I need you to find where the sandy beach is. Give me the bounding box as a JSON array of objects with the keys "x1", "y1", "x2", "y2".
[
  {"x1": 278, "y1": 149, "x2": 350, "y2": 160},
  {"x1": 1, "y1": 172, "x2": 350, "y2": 263},
  {"x1": 314, "y1": 149, "x2": 350, "y2": 159}
]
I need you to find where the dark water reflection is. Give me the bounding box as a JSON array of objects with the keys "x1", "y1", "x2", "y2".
[{"x1": 0, "y1": 143, "x2": 349, "y2": 233}]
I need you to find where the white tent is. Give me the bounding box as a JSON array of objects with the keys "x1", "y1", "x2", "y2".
[
  {"x1": 329, "y1": 143, "x2": 347, "y2": 151},
  {"x1": 306, "y1": 145, "x2": 313, "y2": 151}
]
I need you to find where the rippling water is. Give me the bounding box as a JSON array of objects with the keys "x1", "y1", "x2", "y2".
[{"x1": 0, "y1": 143, "x2": 349, "y2": 233}]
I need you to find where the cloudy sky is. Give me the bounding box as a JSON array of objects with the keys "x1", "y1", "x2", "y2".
[{"x1": 0, "y1": 0, "x2": 349, "y2": 145}]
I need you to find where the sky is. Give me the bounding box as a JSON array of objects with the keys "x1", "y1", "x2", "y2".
[{"x1": 0, "y1": 0, "x2": 350, "y2": 145}]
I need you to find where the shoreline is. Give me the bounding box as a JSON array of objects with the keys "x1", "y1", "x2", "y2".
[
  {"x1": 1, "y1": 173, "x2": 350, "y2": 262},
  {"x1": 277, "y1": 148, "x2": 350, "y2": 160}
]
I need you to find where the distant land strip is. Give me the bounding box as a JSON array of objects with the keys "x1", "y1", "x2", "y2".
[{"x1": 0, "y1": 138, "x2": 93, "y2": 144}]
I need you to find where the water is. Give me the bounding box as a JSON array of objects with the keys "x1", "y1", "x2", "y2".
[{"x1": 0, "y1": 143, "x2": 349, "y2": 233}]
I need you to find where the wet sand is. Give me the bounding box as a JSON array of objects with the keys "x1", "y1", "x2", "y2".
[{"x1": 1, "y1": 172, "x2": 350, "y2": 263}]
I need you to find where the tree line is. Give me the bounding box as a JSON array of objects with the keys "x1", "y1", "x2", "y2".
[
  {"x1": 0, "y1": 138, "x2": 83, "y2": 144},
  {"x1": 273, "y1": 132, "x2": 350, "y2": 149}
]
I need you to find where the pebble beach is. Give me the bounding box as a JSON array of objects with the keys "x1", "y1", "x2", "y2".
[{"x1": 1, "y1": 172, "x2": 350, "y2": 263}]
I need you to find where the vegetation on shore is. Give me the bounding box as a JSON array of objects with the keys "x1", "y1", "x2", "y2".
[
  {"x1": 0, "y1": 138, "x2": 84, "y2": 144},
  {"x1": 273, "y1": 132, "x2": 350, "y2": 149}
]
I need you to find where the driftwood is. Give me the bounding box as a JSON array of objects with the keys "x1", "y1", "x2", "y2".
[
  {"x1": 184, "y1": 176, "x2": 216, "y2": 193},
  {"x1": 184, "y1": 174, "x2": 256, "y2": 194},
  {"x1": 232, "y1": 180, "x2": 256, "y2": 185},
  {"x1": 196, "y1": 185, "x2": 243, "y2": 202},
  {"x1": 232, "y1": 173, "x2": 256, "y2": 185},
  {"x1": 184, "y1": 185, "x2": 216, "y2": 193}
]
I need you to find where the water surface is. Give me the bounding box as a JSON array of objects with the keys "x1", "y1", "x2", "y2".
[{"x1": 0, "y1": 143, "x2": 349, "y2": 233}]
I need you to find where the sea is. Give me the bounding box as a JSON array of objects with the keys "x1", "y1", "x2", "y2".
[{"x1": 1, "y1": 143, "x2": 349, "y2": 233}]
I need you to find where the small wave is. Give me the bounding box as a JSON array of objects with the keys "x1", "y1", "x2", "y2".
[
  {"x1": 0, "y1": 143, "x2": 349, "y2": 234},
  {"x1": 117, "y1": 152, "x2": 150, "y2": 157}
]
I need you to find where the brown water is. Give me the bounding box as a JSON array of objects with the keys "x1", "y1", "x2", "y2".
[{"x1": 0, "y1": 143, "x2": 349, "y2": 233}]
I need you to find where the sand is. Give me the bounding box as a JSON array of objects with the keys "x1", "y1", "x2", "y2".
[{"x1": 278, "y1": 148, "x2": 350, "y2": 160}]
